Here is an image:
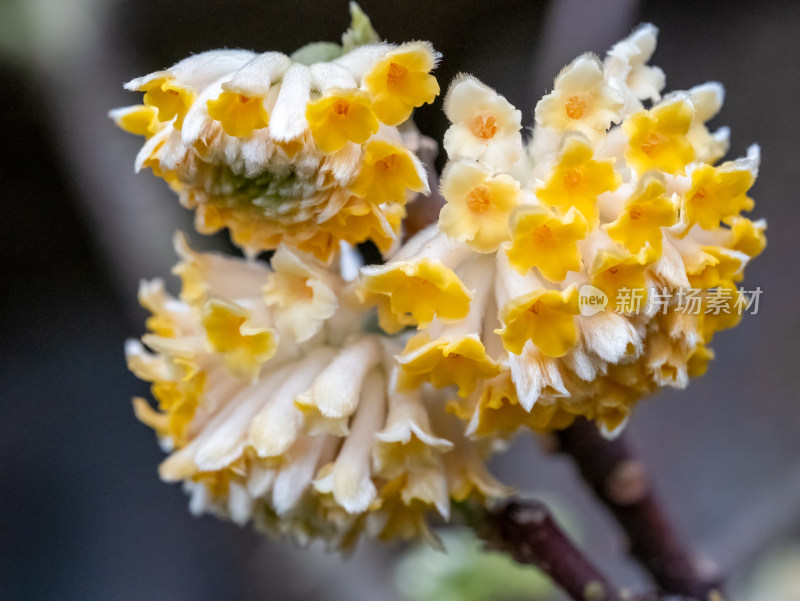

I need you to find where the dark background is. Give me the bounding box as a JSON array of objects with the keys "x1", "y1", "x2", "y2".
[{"x1": 2, "y1": 0, "x2": 800, "y2": 599}]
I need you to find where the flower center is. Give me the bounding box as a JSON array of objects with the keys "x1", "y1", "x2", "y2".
[
  {"x1": 641, "y1": 132, "x2": 666, "y2": 157},
  {"x1": 386, "y1": 62, "x2": 408, "y2": 89},
  {"x1": 466, "y1": 185, "x2": 492, "y2": 213},
  {"x1": 533, "y1": 224, "x2": 552, "y2": 243},
  {"x1": 565, "y1": 95, "x2": 587, "y2": 119},
  {"x1": 333, "y1": 99, "x2": 351, "y2": 116},
  {"x1": 529, "y1": 302, "x2": 541, "y2": 315},
  {"x1": 563, "y1": 168, "x2": 583, "y2": 189},
  {"x1": 377, "y1": 154, "x2": 397, "y2": 172},
  {"x1": 691, "y1": 188, "x2": 708, "y2": 203},
  {"x1": 471, "y1": 115, "x2": 498, "y2": 139},
  {"x1": 629, "y1": 205, "x2": 643, "y2": 220},
  {"x1": 289, "y1": 276, "x2": 315, "y2": 300}
]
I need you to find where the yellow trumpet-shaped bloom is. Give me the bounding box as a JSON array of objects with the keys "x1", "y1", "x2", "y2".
[
  {"x1": 506, "y1": 205, "x2": 589, "y2": 281},
  {"x1": 536, "y1": 136, "x2": 621, "y2": 224},
  {"x1": 207, "y1": 91, "x2": 269, "y2": 138},
  {"x1": 728, "y1": 217, "x2": 766, "y2": 258},
  {"x1": 360, "y1": 258, "x2": 472, "y2": 328},
  {"x1": 318, "y1": 195, "x2": 404, "y2": 254},
  {"x1": 110, "y1": 105, "x2": 160, "y2": 138},
  {"x1": 350, "y1": 139, "x2": 428, "y2": 203},
  {"x1": 439, "y1": 161, "x2": 521, "y2": 253},
  {"x1": 683, "y1": 163, "x2": 755, "y2": 230},
  {"x1": 495, "y1": 285, "x2": 580, "y2": 357},
  {"x1": 397, "y1": 334, "x2": 501, "y2": 397},
  {"x1": 306, "y1": 89, "x2": 379, "y2": 153},
  {"x1": 605, "y1": 175, "x2": 677, "y2": 253},
  {"x1": 687, "y1": 246, "x2": 746, "y2": 288},
  {"x1": 624, "y1": 98, "x2": 695, "y2": 175},
  {"x1": 142, "y1": 77, "x2": 195, "y2": 127},
  {"x1": 363, "y1": 42, "x2": 440, "y2": 125},
  {"x1": 449, "y1": 372, "x2": 575, "y2": 438},
  {"x1": 698, "y1": 280, "x2": 743, "y2": 341},
  {"x1": 591, "y1": 246, "x2": 657, "y2": 309},
  {"x1": 201, "y1": 298, "x2": 278, "y2": 381}
]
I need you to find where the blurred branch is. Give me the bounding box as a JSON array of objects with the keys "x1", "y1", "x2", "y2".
[
  {"x1": 555, "y1": 418, "x2": 721, "y2": 599},
  {"x1": 466, "y1": 498, "x2": 700, "y2": 601}
]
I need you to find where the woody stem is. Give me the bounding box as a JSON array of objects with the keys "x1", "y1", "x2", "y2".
[{"x1": 554, "y1": 418, "x2": 720, "y2": 599}]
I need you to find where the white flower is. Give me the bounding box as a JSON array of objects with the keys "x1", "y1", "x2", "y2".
[
  {"x1": 443, "y1": 75, "x2": 523, "y2": 172},
  {"x1": 604, "y1": 24, "x2": 666, "y2": 114},
  {"x1": 535, "y1": 54, "x2": 624, "y2": 137}
]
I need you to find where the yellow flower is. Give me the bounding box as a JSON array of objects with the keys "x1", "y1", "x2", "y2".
[
  {"x1": 359, "y1": 258, "x2": 472, "y2": 328},
  {"x1": 590, "y1": 246, "x2": 656, "y2": 309},
  {"x1": 449, "y1": 371, "x2": 575, "y2": 438},
  {"x1": 605, "y1": 174, "x2": 677, "y2": 253},
  {"x1": 439, "y1": 161, "x2": 521, "y2": 252},
  {"x1": 535, "y1": 136, "x2": 621, "y2": 224},
  {"x1": 202, "y1": 298, "x2": 278, "y2": 381},
  {"x1": 682, "y1": 162, "x2": 755, "y2": 230},
  {"x1": 535, "y1": 54, "x2": 624, "y2": 135},
  {"x1": 686, "y1": 246, "x2": 747, "y2": 288},
  {"x1": 306, "y1": 89, "x2": 379, "y2": 153},
  {"x1": 398, "y1": 334, "x2": 501, "y2": 397},
  {"x1": 350, "y1": 139, "x2": 428, "y2": 202},
  {"x1": 623, "y1": 97, "x2": 695, "y2": 174},
  {"x1": 727, "y1": 216, "x2": 767, "y2": 258},
  {"x1": 363, "y1": 42, "x2": 440, "y2": 125},
  {"x1": 698, "y1": 280, "x2": 743, "y2": 341},
  {"x1": 142, "y1": 77, "x2": 196, "y2": 127},
  {"x1": 109, "y1": 105, "x2": 161, "y2": 138},
  {"x1": 318, "y1": 195, "x2": 404, "y2": 255},
  {"x1": 506, "y1": 205, "x2": 588, "y2": 281},
  {"x1": 206, "y1": 91, "x2": 270, "y2": 138},
  {"x1": 496, "y1": 285, "x2": 580, "y2": 357}
]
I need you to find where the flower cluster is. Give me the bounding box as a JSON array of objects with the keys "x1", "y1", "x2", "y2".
[
  {"x1": 128, "y1": 234, "x2": 506, "y2": 549},
  {"x1": 360, "y1": 24, "x2": 765, "y2": 437},
  {"x1": 121, "y1": 11, "x2": 765, "y2": 550},
  {"x1": 112, "y1": 18, "x2": 438, "y2": 262}
]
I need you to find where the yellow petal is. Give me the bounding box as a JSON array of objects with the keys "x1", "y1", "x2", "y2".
[
  {"x1": 306, "y1": 88, "x2": 379, "y2": 153},
  {"x1": 207, "y1": 91, "x2": 269, "y2": 138},
  {"x1": 506, "y1": 205, "x2": 588, "y2": 281},
  {"x1": 495, "y1": 285, "x2": 580, "y2": 357}
]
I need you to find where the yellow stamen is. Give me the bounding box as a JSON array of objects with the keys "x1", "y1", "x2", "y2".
[{"x1": 565, "y1": 95, "x2": 586, "y2": 119}]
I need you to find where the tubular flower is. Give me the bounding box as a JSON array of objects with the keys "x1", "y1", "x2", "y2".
[
  {"x1": 534, "y1": 54, "x2": 624, "y2": 137},
  {"x1": 111, "y1": 15, "x2": 436, "y2": 263},
  {"x1": 535, "y1": 135, "x2": 621, "y2": 225},
  {"x1": 362, "y1": 41, "x2": 441, "y2": 126},
  {"x1": 443, "y1": 75, "x2": 523, "y2": 172},
  {"x1": 360, "y1": 24, "x2": 765, "y2": 439},
  {"x1": 128, "y1": 233, "x2": 506, "y2": 550}
]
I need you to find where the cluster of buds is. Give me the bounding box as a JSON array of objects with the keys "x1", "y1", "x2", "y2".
[{"x1": 117, "y1": 9, "x2": 764, "y2": 548}]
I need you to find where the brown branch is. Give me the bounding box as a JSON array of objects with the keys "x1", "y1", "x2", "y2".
[
  {"x1": 466, "y1": 498, "x2": 701, "y2": 601},
  {"x1": 470, "y1": 498, "x2": 625, "y2": 601},
  {"x1": 554, "y1": 418, "x2": 721, "y2": 600}
]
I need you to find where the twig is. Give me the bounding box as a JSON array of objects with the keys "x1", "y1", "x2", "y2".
[
  {"x1": 469, "y1": 498, "x2": 625, "y2": 601},
  {"x1": 466, "y1": 498, "x2": 701, "y2": 601},
  {"x1": 554, "y1": 418, "x2": 720, "y2": 599}
]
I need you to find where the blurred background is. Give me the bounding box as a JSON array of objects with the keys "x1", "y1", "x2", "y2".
[{"x1": 2, "y1": 0, "x2": 800, "y2": 599}]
